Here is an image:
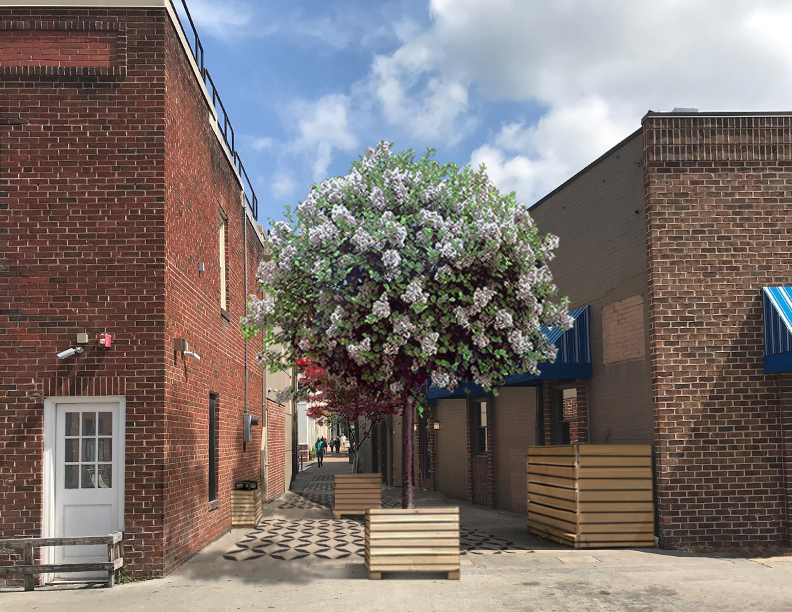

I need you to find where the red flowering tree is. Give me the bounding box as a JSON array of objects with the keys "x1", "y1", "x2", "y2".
[{"x1": 299, "y1": 358, "x2": 400, "y2": 473}]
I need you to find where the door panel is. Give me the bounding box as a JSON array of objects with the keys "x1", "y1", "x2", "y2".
[
  {"x1": 472, "y1": 456, "x2": 490, "y2": 505},
  {"x1": 54, "y1": 402, "x2": 122, "y2": 581}
]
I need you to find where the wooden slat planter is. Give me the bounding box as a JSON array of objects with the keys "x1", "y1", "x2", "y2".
[
  {"x1": 527, "y1": 445, "x2": 655, "y2": 548},
  {"x1": 0, "y1": 532, "x2": 124, "y2": 590},
  {"x1": 365, "y1": 508, "x2": 460, "y2": 580},
  {"x1": 333, "y1": 473, "x2": 382, "y2": 519},
  {"x1": 231, "y1": 488, "x2": 263, "y2": 527}
]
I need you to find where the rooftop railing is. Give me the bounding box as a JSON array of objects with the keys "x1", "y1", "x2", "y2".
[{"x1": 171, "y1": 0, "x2": 259, "y2": 219}]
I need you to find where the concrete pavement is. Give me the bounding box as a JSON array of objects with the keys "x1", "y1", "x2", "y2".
[{"x1": 2, "y1": 455, "x2": 792, "y2": 611}]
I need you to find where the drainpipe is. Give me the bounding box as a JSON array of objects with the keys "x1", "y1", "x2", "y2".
[{"x1": 243, "y1": 192, "x2": 249, "y2": 443}]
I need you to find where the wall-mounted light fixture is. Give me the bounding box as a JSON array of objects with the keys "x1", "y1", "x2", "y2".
[
  {"x1": 413, "y1": 423, "x2": 418, "y2": 431},
  {"x1": 433, "y1": 422, "x2": 440, "y2": 430},
  {"x1": 174, "y1": 338, "x2": 201, "y2": 361},
  {"x1": 57, "y1": 347, "x2": 84, "y2": 359}
]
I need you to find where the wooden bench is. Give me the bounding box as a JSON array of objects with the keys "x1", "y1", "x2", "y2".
[
  {"x1": 333, "y1": 473, "x2": 382, "y2": 519},
  {"x1": 0, "y1": 532, "x2": 124, "y2": 590},
  {"x1": 365, "y1": 507, "x2": 460, "y2": 580}
]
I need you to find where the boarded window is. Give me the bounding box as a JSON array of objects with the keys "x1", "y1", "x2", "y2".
[{"x1": 602, "y1": 295, "x2": 646, "y2": 365}]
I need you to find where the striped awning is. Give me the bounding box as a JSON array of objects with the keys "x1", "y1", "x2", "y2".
[
  {"x1": 427, "y1": 305, "x2": 592, "y2": 403},
  {"x1": 763, "y1": 287, "x2": 792, "y2": 373}
]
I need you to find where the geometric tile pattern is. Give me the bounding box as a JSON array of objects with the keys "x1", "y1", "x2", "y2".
[
  {"x1": 221, "y1": 472, "x2": 531, "y2": 562},
  {"x1": 222, "y1": 518, "x2": 530, "y2": 562}
]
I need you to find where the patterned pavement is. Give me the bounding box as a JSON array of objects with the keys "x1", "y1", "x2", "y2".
[{"x1": 222, "y1": 472, "x2": 530, "y2": 563}]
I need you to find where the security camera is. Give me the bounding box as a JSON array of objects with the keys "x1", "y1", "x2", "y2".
[
  {"x1": 184, "y1": 350, "x2": 201, "y2": 361},
  {"x1": 57, "y1": 347, "x2": 84, "y2": 359}
]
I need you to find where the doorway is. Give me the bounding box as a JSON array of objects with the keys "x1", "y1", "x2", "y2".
[
  {"x1": 470, "y1": 397, "x2": 492, "y2": 506},
  {"x1": 44, "y1": 397, "x2": 125, "y2": 582}
]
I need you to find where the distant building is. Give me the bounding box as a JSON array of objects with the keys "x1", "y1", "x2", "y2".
[
  {"x1": 0, "y1": 0, "x2": 290, "y2": 582},
  {"x1": 373, "y1": 111, "x2": 792, "y2": 550}
]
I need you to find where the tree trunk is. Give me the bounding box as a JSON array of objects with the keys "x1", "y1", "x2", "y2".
[
  {"x1": 402, "y1": 393, "x2": 416, "y2": 509},
  {"x1": 352, "y1": 450, "x2": 359, "y2": 474}
]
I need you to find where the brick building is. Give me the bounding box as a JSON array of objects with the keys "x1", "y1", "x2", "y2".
[
  {"x1": 0, "y1": 0, "x2": 290, "y2": 582},
  {"x1": 374, "y1": 111, "x2": 792, "y2": 550}
]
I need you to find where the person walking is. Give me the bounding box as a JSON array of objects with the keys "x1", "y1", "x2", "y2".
[
  {"x1": 316, "y1": 437, "x2": 325, "y2": 467},
  {"x1": 334, "y1": 437, "x2": 340, "y2": 454}
]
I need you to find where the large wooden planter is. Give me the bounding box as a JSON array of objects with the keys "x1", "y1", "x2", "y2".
[
  {"x1": 527, "y1": 444, "x2": 655, "y2": 548},
  {"x1": 333, "y1": 473, "x2": 382, "y2": 519},
  {"x1": 365, "y1": 508, "x2": 460, "y2": 580}
]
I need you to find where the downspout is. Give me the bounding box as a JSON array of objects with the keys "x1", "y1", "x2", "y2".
[{"x1": 243, "y1": 192, "x2": 249, "y2": 442}]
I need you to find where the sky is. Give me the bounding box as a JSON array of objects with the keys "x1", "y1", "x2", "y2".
[{"x1": 174, "y1": 0, "x2": 792, "y2": 225}]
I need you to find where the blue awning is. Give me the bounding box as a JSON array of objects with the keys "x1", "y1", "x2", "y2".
[
  {"x1": 763, "y1": 287, "x2": 792, "y2": 373},
  {"x1": 427, "y1": 305, "x2": 592, "y2": 403}
]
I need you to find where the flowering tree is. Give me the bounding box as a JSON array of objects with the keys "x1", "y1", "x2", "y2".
[
  {"x1": 298, "y1": 358, "x2": 400, "y2": 473},
  {"x1": 244, "y1": 142, "x2": 572, "y2": 508}
]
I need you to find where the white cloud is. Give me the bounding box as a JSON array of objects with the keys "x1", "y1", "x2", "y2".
[
  {"x1": 368, "y1": 0, "x2": 792, "y2": 202},
  {"x1": 271, "y1": 169, "x2": 296, "y2": 200},
  {"x1": 472, "y1": 98, "x2": 634, "y2": 204},
  {"x1": 294, "y1": 94, "x2": 359, "y2": 181},
  {"x1": 251, "y1": 137, "x2": 274, "y2": 151},
  {"x1": 174, "y1": 0, "x2": 254, "y2": 39}
]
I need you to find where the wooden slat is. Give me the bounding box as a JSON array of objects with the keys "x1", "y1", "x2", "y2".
[
  {"x1": 527, "y1": 455, "x2": 577, "y2": 467},
  {"x1": 578, "y1": 534, "x2": 654, "y2": 546},
  {"x1": 579, "y1": 455, "x2": 652, "y2": 468},
  {"x1": 367, "y1": 539, "x2": 458, "y2": 547},
  {"x1": 577, "y1": 467, "x2": 652, "y2": 479},
  {"x1": 579, "y1": 522, "x2": 654, "y2": 534},
  {"x1": 576, "y1": 479, "x2": 652, "y2": 491},
  {"x1": 579, "y1": 512, "x2": 654, "y2": 524},
  {"x1": 528, "y1": 483, "x2": 577, "y2": 501},
  {"x1": 528, "y1": 464, "x2": 576, "y2": 479},
  {"x1": 527, "y1": 446, "x2": 576, "y2": 456},
  {"x1": 526, "y1": 522, "x2": 577, "y2": 545},
  {"x1": 368, "y1": 523, "x2": 458, "y2": 532},
  {"x1": 367, "y1": 564, "x2": 460, "y2": 572},
  {"x1": 528, "y1": 504, "x2": 577, "y2": 525},
  {"x1": 578, "y1": 489, "x2": 653, "y2": 502},
  {"x1": 0, "y1": 533, "x2": 123, "y2": 548},
  {"x1": 579, "y1": 501, "x2": 654, "y2": 513},
  {"x1": 528, "y1": 493, "x2": 577, "y2": 513},
  {"x1": 528, "y1": 512, "x2": 577, "y2": 533},
  {"x1": 578, "y1": 445, "x2": 651, "y2": 456},
  {"x1": 7, "y1": 558, "x2": 123, "y2": 575},
  {"x1": 365, "y1": 514, "x2": 458, "y2": 523},
  {"x1": 368, "y1": 530, "x2": 457, "y2": 539},
  {"x1": 367, "y1": 508, "x2": 458, "y2": 515},
  {"x1": 527, "y1": 473, "x2": 577, "y2": 489}
]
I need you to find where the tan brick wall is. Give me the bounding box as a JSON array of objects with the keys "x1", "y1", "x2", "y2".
[
  {"x1": 531, "y1": 133, "x2": 653, "y2": 444},
  {"x1": 493, "y1": 387, "x2": 536, "y2": 514},
  {"x1": 435, "y1": 399, "x2": 468, "y2": 502},
  {"x1": 602, "y1": 295, "x2": 646, "y2": 364}
]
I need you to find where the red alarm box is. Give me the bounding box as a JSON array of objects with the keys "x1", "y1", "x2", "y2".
[{"x1": 98, "y1": 333, "x2": 112, "y2": 348}]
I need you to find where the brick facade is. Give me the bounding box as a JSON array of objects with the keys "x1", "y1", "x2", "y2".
[
  {"x1": 0, "y1": 4, "x2": 281, "y2": 582},
  {"x1": 266, "y1": 399, "x2": 286, "y2": 503},
  {"x1": 644, "y1": 114, "x2": 792, "y2": 548}
]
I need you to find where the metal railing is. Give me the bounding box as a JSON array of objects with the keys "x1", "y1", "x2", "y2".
[{"x1": 170, "y1": 0, "x2": 258, "y2": 219}]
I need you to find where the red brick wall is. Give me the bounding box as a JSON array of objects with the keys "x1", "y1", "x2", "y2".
[
  {"x1": 0, "y1": 7, "x2": 167, "y2": 581},
  {"x1": 644, "y1": 114, "x2": 792, "y2": 548},
  {"x1": 0, "y1": 5, "x2": 276, "y2": 583},
  {"x1": 160, "y1": 19, "x2": 265, "y2": 573},
  {"x1": 266, "y1": 399, "x2": 286, "y2": 502}
]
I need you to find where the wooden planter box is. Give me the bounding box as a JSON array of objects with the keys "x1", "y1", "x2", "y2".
[
  {"x1": 365, "y1": 508, "x2": 460, "y2": 580},
  {"x1": 527, "y1": 444, "x2": 655, "y2": 548},
  {"x1": 230, "y1": 488, "x2": 262, "y2": 528},
  {"x1": 333, "y1": 473, "x2": 382, "y2": 519}
]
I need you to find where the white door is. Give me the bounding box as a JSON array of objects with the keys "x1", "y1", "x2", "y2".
[{"x1": 54, "y1": 402, "x2": 123, "y2": 580}]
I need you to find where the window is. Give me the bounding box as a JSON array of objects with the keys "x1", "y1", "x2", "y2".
[
  {"x1": 209, "y1": 394, "x2": 218, "y2": 502},
  {"x1": 473, "y1": 400, "x2": 488, "y2": 455},
  {"x1": 219, "y1": 211, "x2": 228, "y2": 313}
]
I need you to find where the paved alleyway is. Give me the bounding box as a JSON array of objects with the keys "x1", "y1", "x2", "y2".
[{"x1": 2, "y1": 455, "x2": 792, "y2": 611}]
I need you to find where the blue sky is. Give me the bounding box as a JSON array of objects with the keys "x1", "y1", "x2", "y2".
[{"x1": 175, "y1": 0, "x2": 792, "y2": 225}]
